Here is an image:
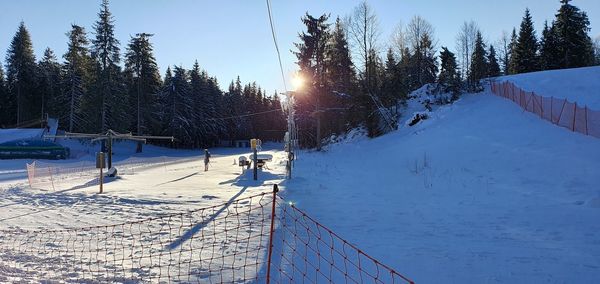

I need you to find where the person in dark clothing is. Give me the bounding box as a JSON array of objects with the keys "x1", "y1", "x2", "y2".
[{"x1": 204, "y1": 149, "x2": 211, "y2": 171}]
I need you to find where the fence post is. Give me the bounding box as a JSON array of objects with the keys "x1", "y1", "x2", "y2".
[
  {"x1": 572, "y1": 102, "x2": 577, "y2": 132},
  {"x1": 550, "y1": 97, "x2": 554, "y2": 123},
  {"x1": 266, "y1": 184, "x2": 279, "y2": 284},
  {"x1": 585, "y1": 106, "x2": 588, "y2": 135},
  {"x1": 557, "y1": 98, "x2": 567, "y2": 125},
  {"x1": 540, "y1": 94, "x2": 543, "y2": 118}
]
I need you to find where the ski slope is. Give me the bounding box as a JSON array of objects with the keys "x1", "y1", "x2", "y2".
[{"x1": 282, "y1": 80, "x2": 600, "y2": 282}]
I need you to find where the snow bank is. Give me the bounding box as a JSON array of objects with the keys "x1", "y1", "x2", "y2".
[{"x1": 0, "y1": 128, "x2": 44, "y2": 143}]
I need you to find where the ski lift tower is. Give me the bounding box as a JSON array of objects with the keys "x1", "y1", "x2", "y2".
[{"x1": 47, "y1": 129, "x2": 174, "y2": 175}]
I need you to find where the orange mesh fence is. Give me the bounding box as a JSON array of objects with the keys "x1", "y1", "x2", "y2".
[
  {"x1": 491, "y1": 81, "x2": 599, "y2": 139},
  {"x1": 0, "y1": 187, "x2": 413, "y2": 283}
]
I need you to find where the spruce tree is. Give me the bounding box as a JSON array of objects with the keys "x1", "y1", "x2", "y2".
[
  {"x1": 540, "y1": 21, "x2": 561, "y2": 70},
  {"x1": 293, "y1": 13, "x2": 330, "y2": 149},
  {"x1": 553, "y1": 0, "x2": 595, "y2": 68},
  {"x1": 162, "y1": 66, "x2": 193, "y2": 145},
  {"x1": 381, "y1": 48, "x2": 401, "y2": 106},
  {"x1": 508, "y1": 28, "x2": 519, "y2": 74},
  {"x1": 325, "y1": 17, "x2": 358, "y2": 133},
  {"x1": 125, "y1": 33, "x2": 161, "y2": 136},
  {"x1": 487, "y1": 45, "x2": 501, "y2": 77},
  {"x1": 0, "y1": 64, "x2": 8, "y2": 126},
  {"x1": 62, "y1": 24, "x2": 93, "y2": 132},
  {"x1": 513, "y1": 9, "x2": 539, "y2": 73},
  {"x1": 5, "y1": 21, "x2": 38, "y2": 125},
  {"x1": 468, "y1": 31, "x2": 488, "y2": 92},
  {"x1": 89, "y1": 0, "x2": 127, "y2": 132},
  {"x1": 38, "y1": 48, "x2": 62, "y2": 121},
  {"x1": 438, "y1": 47, "x2": 461, "y2": 99},
  {"x1": 419, "y1": 33, "x2": 439, "y2": 86}
]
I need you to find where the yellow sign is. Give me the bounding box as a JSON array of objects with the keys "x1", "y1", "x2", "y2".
[{"x1": 250, "y1": 139, "x2": 257, "y2": 149}]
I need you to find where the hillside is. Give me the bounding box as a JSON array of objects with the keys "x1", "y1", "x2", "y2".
[
  {"x1": 282, "y1": 69, "x2": 600, "y2": 283},
  {"x1": 496, "y1": 66, "x2": 600, "y2": 109}
]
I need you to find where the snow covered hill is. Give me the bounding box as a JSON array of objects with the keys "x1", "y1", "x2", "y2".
[
  {"x1": 496, "y1": 66, "x2": 600, "y2": 109},
  {"x1": 282, "y1": 69, "x2": 600, "y2": 283}
]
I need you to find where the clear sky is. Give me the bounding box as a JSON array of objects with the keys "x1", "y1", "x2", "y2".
[{"x1": 1, "y1": 1, "x2": 598, "y2": 95}]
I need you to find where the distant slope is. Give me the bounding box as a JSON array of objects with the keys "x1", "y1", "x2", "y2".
[
  {"x1": 497, "y1": 66, "x2": 600, "y2": 109},
  {"x1": 283, "y1": 81, "x2": 600, "y2": 282}
]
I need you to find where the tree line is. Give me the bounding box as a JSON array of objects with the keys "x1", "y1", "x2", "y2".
[
  {"x1": 0, "y1": 0, "x2": 285, "y2": 148},
  {"x1": 293, "y1": 0, "x2": 598, "y2": 148}
]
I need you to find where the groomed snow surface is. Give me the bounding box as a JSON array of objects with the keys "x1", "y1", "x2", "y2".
[{"x1": 0, "y1": 66, "x2": 598, "y2": 282}]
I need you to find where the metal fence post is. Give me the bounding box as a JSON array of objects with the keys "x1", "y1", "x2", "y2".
[{"x1": 266, "y1": 184, "x2": 279, "y2": 284}]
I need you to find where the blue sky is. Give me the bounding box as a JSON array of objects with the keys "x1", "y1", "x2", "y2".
[{"x1": 1, "y1": 0, "x2": 598, "y2": 95}]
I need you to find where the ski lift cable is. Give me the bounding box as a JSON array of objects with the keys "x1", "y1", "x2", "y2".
[{"x1": 266, "y1": 0, "x2": 288, "y2": 93}]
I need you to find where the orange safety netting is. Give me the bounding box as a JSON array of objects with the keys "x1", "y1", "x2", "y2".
[
  {"x1": 491, "y1": 81, "x2": 598, "y2": 139},
  {"x1": 0, "y1": 187, "x2": 413, "y2": 283}
]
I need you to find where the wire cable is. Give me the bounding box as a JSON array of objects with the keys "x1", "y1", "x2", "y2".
[{"x1": 266, "y1": 0, "x2": 288, "y2": 93}]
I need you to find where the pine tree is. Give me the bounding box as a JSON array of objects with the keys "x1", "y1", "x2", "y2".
[
  {"x1": 553, "y1": 0, "x2": 595, "y2": 68},
  {"x1": 38, "y1": 48, "x2": 62, "y2": 121},
  {"x1": 293, "y1": 13, "x2": 330, "y2": 149},
  {"x1": 5, "y1": 21, "x2": 38, "y2": 125},
  {"x1": 487, "y1": 45, "x2": 501, "y2": 77},
  {"x1": 508, "y1": 28, "x2": 519, "y2": 74},
  {"x1": 0, "y1": 64, "x2": 8, "y2": 126},
  {"x1": 62, "y1": 24, "x2": 93, "y2": 132},
  {"x1": 438, "y1": 47, "x2": 461, "y2": 99},
  {"x1": 89, "y1": 0, "x2": 127, "y2": 132},
  {"x1": 125, "y1": 33, "x2": 162, "y2": 136},
  {"x1": 381, "y1": 48, "x2": 401, "y2": 106},
  {"x1": 162, "y1": 66, "x2": 193, "y2": 145},
  {"x1": 468, "y1": 31, "x2": 488, "y2": 92},
  {"x1": 512, "y1": 9, "x2": 539, "y2": 73},
  {"x1": 539, "y1": 21, "x2": 561, "y2": 70},
  {"x1": 324, "y1": 17, "x2": 358, "y2": 133},
  {"x1": 418, "y1": 33, "x2": 439, "y2": 86}
]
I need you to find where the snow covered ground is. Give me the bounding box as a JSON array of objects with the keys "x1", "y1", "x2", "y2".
[
  {"x1": 496, "y1": 66, "x2": 600, "y2": 109},
  {"x1": 282, "y1": 83, "x2": 600, "y2": 282},
  {"x1": 0, "y1": 67, "x2": 599, "y2": 282}
]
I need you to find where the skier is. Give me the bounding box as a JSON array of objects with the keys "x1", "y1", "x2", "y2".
[{"x1": 204, "y1": 149, "x2": 211, "y2": 171}]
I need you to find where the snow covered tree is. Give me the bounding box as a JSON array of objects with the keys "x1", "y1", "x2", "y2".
[
  {"x1": 512, "y1": 9, "x2": 539, "y2": 73},
  {"x1": 438, "y1": 47, "x2": 461, "y2": 99},
  {"x1": 468, "y1": 31, "x2": 488, "y2": 92},
  {"x1": 125, "y1": 33, "x2": 162, "y2": 137},
  {"x1": 5, "y1": 21, "x2": 38, "y2": 125},
  {"x1": 38, "y1": 48, "x2": 62, "y2": 121},
  {"x1": 553, "y1": 0, "x2": 595, "y2": 68},
  {"x1": 539, "y1": 21, "x2": 561, "y2": 70},
  {"x1": 89, "y1": 0, "x2": 128, "y2": 132},
  {"x1": 487, "y1": 45, "x2": 501, "y2": 77},
  {"x1": 61, "y1": 24, "x2": 93, "y2": 132}
]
